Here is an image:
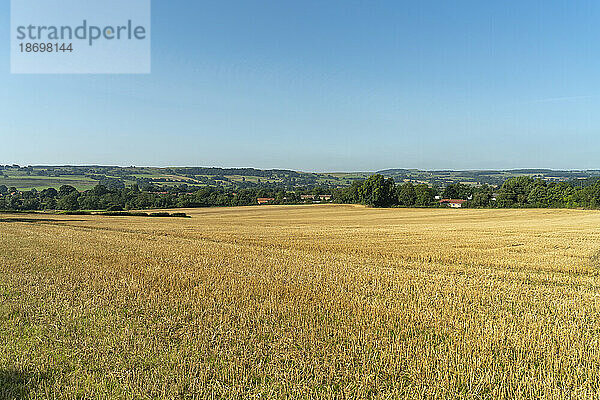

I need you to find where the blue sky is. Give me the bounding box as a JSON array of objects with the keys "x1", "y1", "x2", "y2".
[{"x1": 2, "y1": 0, "x2": 600, "y2": 171}]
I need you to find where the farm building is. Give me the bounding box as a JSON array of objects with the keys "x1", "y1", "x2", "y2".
[
  {"x1": 439, "y1": 199, "x2": 466, "y2": 208},
  {"x1": 257, "y1": 197, "x2": 275, "y2": 205},
  {"x1": 301, "y1": 194, "x2": 332, "y2": 202}
]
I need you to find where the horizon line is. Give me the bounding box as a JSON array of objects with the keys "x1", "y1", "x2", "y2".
[{"x1": 4, "y1": 164, "x2": 600, "y2": 174}]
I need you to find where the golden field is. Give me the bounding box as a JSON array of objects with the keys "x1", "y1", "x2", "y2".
[{"x1": 1, "y1": 205, "x2": 600, "y2": 399}]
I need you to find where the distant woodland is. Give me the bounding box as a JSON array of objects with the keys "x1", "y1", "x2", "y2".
[{"x1": 3, "y1": 172, "x2": 600, "y2": 211}]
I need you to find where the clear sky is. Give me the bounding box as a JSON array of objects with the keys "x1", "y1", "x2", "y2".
[{"x1": 2, "y1": 1, "x2": 600, "y2": 172}]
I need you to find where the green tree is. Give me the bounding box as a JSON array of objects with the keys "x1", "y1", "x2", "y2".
[
  {"x1": 57, "y1": 191, "x2": 80, "y2": 210},
  {"x1": 92, "y1": 185, "x2": 110, "y2": 196},
  {"x1": 58, "y1": 185, "x2": 77, "y2": 197},
  {"x1": 497, "y1": 177, "x2": 535, "y2": 207},
  {"x1": 527, "y1": 182, "x2": 549, "y2": 207},
  {"x1": 79, "y1": 195, "x2": 100, "y2": 210},
  {"x1": 336, "y1": 181, "x2": 362, "y2": 204},
  {"x1": 442, "y1": 183, "x2": 473, "y2": 199},
  {"x1": 358, "y1": 174, "x2": 396, "y2": 207},
  {"x1": 40, "y1": 188, "x2": 58, "y2": 198},
  {"x1": 469, "y1": 184, "x2": 494, "y2": 208},
  {"x1": 397, "y1": 183, "x2": 416, "y2": 206},
  {"x1": 414, "y1": 184, "x2": 435, "y2": 206}
]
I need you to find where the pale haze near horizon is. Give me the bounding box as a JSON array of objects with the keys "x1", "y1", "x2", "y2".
[{"x1": 1, "y1": 1, "x2": 600, "y2": 172}]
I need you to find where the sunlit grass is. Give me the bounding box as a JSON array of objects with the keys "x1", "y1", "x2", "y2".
[{"x1": 1, "y1": 205, "x2": 600, "y2": 398}]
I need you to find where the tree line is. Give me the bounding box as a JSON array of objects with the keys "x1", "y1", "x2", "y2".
[
  {"x1": 3, "y1": 174, "x2": 600, "y2": 212},
  {"x1": 333, "y1": 174, "x2": 600, "y2": 208},
  {"x1": 0, "y1": 184, "x2": 331, "y2": 211}
]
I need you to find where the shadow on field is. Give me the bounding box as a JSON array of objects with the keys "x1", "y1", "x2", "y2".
[
  {"x1": 589, "y1": 250, "x2": 600, "y2": 271},
  {"x1": 0, "y1": 369, "x2": 47, "y2": 400},
  {"x1": 0, "y1": 218, "x2": 81, "y2": 224}
]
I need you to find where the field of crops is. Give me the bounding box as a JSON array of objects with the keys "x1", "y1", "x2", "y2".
[{"x1": 2, "y1": 205, "x2": 600, "y2": 398}]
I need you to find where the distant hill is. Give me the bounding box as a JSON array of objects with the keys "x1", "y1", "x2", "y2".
[
  {"x1": 1, "y1": 165, "x2": 600, "y2": 191},
  {"x1": 0, "y1": 165, "x2": 369, "y2": 191},
  {"x1": 377, "y1": 168, "x2": 600, "y2": 187}
]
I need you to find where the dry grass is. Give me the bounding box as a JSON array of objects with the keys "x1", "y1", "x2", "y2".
[{"x1": 2, "y1": 205, "x2": 600, "y2": 399}]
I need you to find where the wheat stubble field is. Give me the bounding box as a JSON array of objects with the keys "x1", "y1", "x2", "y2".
[{"x1": 2, "y1": 205, "x2": 600, "y2": 399}]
